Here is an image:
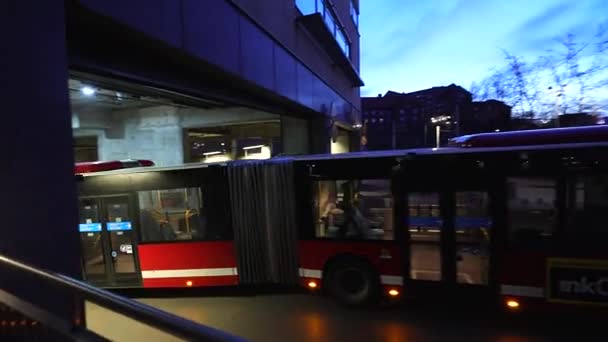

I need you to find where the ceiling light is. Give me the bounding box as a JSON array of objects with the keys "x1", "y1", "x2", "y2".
[
  {"x1": 242, "y1": 145, "x2": 265, "y2": 150},
  {"x1": 81, "y1": 86, "x2": 96, "y2": 96}
]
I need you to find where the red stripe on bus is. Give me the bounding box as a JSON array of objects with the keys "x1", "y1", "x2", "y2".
[
  {"x1": 142, "y1": 276, "x2": 239, "y2": 288},
  {"x1": 137, "y1": 241, "x2": 237, "y2": 271}
]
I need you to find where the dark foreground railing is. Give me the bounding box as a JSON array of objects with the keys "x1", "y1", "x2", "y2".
[{"x1": 0, "y1": 255, "x2": 246, "y2": 341}]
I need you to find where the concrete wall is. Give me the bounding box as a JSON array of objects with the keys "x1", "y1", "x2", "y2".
[
  {"x1": 74, "y1": 106, "x2": 183, "y2": 166},
  {"x1": 75, "y1": 0, "x2": 360, "y2": 128},
  {"x1": 180, "y1": 107, "x2": 280, "y2": 128},
  {"x1": 73, "y1": 105, "x2": 293, "y2": 166}
]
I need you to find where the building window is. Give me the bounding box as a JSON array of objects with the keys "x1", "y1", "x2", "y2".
[
  {"x1": 74, "y1": 136, "x2": 98, "y2": 162},
  {"x1": 313, "y1": 179, "x2": 394, "y2": 240},
  {"x1": 295, "y1": 0, "x2": 351, "y2": 58},
  {"x1": 295, "y1": 0, "x2": 316, "y2": 15},
  {"x1": 138, "y1": 187, "x2": 230, "y2": 242},
  {"x1": 350, "y1": 0, "x2": 359, "y2": 27},
  {"x1": 185, "y1": 122, "x2": 281, "y2": 163}
]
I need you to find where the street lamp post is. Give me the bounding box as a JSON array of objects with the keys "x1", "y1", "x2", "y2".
[
  {"x1": 436, "y1": 125, "x2": 440, "y2": 148},
  {"x1": 430, "y1": 115, "x2": 451, "y2": 148}
]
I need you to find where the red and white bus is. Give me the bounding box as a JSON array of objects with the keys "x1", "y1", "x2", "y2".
[{"x1": 76, "y1": 125, "x2": 608, "y2": 310}]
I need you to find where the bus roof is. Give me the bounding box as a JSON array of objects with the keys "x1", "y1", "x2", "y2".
[
  {"x1": 449, "y1": 125, "x2": 608, "y2": 148},
  {"x1": 75, "y1": 159, "x2": 154, "y2": 174},
  {"x1": 78, "y1": 141, "x2": 608, "y2": 177}
]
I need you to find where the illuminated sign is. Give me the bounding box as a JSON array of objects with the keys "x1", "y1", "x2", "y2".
[
  {"x1": 107, "y1": 222, "x2": 132, "y2": 231},
  {"x1": 79, "y1": 223, "x2": 102, "y2": 232},
  {"x1": 119, "y1": 244, "x2": 133, "y2": 254},
  {"x1": 547, "y1": 258, "x2": 608, "y2": 305}
]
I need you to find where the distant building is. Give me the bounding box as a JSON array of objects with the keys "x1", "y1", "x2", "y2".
[
  {"x1": 510, "y1": 117, "x2": 541, "y2": 131},
  {"x1": 558, "y1": 113, "x2": 598, "y2": 127},
  {"x1": 508, "y1": 112, "x2": 600, "y2": 132},
  {"x1": 361, "y1": 84, "x2": 511, "y2": 150},
  {"x1": 466, "y1": 99, "x2": 512, "y2": 134}
]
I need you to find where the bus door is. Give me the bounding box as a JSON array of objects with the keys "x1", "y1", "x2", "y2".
[
  {"x1": 78, "y1": 195, "x2": 140, "y2": 287},
  {"x1": 452, "y1": 190, "x2": 493, "y2": 289},
  {"x1": 404, "y1": 186, "x2": 494, "y2": 295}
]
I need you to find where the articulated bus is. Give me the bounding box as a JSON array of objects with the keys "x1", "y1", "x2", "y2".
[{"x1": 75, "y1": 125, "x2": 608, "y2": 311}]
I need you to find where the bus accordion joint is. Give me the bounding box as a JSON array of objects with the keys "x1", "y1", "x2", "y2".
[{"x1": 74, "y1": 159, "x2": 155, "y2": 174}]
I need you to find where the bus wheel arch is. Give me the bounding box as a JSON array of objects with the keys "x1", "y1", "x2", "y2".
[{"x1": 322, "y1": 254, "x2": 381, "y2": 307}]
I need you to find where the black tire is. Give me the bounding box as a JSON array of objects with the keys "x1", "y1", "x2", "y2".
[{"x1": 325, "y1": 259, "x2": 380, "y2": 307}]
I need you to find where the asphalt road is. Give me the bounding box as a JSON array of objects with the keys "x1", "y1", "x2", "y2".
[{"x1": 85, "y1": 293, "x2": 607, "y2": 342}]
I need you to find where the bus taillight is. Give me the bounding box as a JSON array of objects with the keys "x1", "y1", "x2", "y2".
[{"x1": 505, "y1": 298, "x2": 520, "y2": 310}]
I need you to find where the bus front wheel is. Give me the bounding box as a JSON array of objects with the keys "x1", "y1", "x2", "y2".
[{"x1": 325, "y1": 259, "x2": 380, "y2": 307}]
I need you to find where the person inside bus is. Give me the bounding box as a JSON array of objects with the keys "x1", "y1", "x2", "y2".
[
  {"x1": 339, "y1": 181, "x2": 384, "y2": 239},
  {"x1": 160, "y1": 220, "x2": 177, "y2": 241},
  {"x1": 139, "y1": 209, "x2": 162, "y2": 242},
  {"x1": 351, "y1": 192, "x2": 384, "y2": 239},
  {"x1": 321, "y1": 202, "x2": 345, "y2": 237},
  {"x1": 187, "y1": 208, "x2": 206, "y2": 240},
  {"x1": 139, "y1": 208, "x2": 176, "y2": 242}
]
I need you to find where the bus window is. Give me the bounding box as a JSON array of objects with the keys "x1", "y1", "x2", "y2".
[
  {"x1": 313, "y1": 179, "x2": 393, "y2": 240},
  {"x1": 138, "y1": 188, "x2": 208, "y2": 242},
  {"x1": 408, "y1": 192, "x2": 441, "y2": 281},
  {"x1": 565, "y1": 175, "x2": 608, "y2": 243},
  {"x1": 455, "y1": 191, "x2": 491, "y2": 285},
  {"x1": 507, "y1": 177, "x2": 556, "y2": 246}
]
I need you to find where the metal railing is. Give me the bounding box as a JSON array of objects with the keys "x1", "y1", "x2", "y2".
[{"x1": 0, "y1": 255, "x2": 246, "y2": 341}]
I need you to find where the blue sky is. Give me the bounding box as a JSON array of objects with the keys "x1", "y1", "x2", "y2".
[{"x1": 359, "y1": 0, "x2": 608, "y2": 97}]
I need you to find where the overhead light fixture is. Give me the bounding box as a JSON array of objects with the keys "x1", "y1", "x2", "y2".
[
  {"x1": 203, "y1": 151, "x2": 222, "y2": 156},
  {"x1": 81, "y1": 86, "x2": 96, "y2": 96},
  {"x1": 242, "y1": 145, "x2": 265, "y2": 150}
]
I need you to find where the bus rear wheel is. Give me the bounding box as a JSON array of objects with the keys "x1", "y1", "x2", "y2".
[{"x1": 325, "y1": 259, "x2": 379, "y2": 307}]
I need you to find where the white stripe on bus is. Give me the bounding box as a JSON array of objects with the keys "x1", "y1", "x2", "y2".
[
  {"x1": 299, "y1": 268, "x2": 403, "y2": 286},
  {"x1": 380, "y1": 275, "x2": 404, "y2": 285},
  {"x1": 141, "y1": 267, "x2": 238, "y2": 279},
  {"x1": 299, "y1": 268, "x2": 323, "y2": 279},
  {"x1": 500, "y1": 284, "x2": 544, "y2": 298}
]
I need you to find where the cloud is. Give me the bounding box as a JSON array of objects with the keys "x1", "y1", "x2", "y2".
[
  {"x1": 514, "y1": 2, "x2": 575, "y2": 37},
  {"x1": 359, "y1": 0, "x2": 607, "y2": 97}
]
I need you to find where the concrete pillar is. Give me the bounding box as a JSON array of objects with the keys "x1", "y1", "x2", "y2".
[
  {"x1": 309, "y1": 116, "x2": 331, "y2": 154},
  {"x1": 281, "y1": 115, "x2": 310, "y2": 155},
  {"x1": 0, "y1": 0, "x2": 81, "y2": 325}
]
